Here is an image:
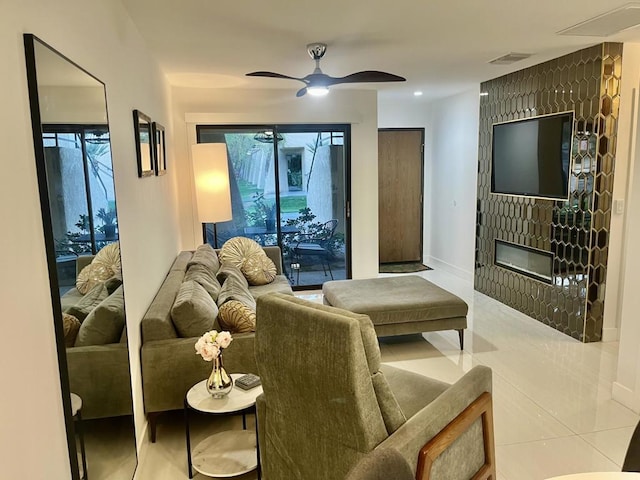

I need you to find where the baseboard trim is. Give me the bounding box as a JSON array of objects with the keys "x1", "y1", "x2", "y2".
[
  {"x1": 426, "y1": 256, "x2": 474, "y2": 282},
  {"x1": 602, "y1": 327, "x2": 619, "y2": 342},
  {"x1": 613, "y1": 381, "x2": 640, "y2": 413}
]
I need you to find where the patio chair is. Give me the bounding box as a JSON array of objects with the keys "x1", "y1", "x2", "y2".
[{"x1": 293, "y1": 219, "x2": 338, "y2": 284}]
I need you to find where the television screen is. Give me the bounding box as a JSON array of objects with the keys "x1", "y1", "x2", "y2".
[{"x1": 491, "y1": 112, "x2": 573, "y2": 200}]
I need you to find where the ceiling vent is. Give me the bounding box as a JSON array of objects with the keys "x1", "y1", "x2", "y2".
[
  {"x1": 489, "y1": 53, "x2": 532, "y2": 65},
  {"x1": 558, "y1": 3, "x2": 640, "y2": 36}
]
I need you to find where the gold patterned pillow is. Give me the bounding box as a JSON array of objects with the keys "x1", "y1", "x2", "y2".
[
  {"x1": 62, "y1": 313, "x2": 81, "y2": 347},
  {"x1": 217, "y1": 300, "x2": 256, "y2": 333},
  {"x1": 219, "y1": 237, "x2": 264, "y2": 269},
  {"x1": 76, "y1": 262, "x2": 114, "y2": 295},
  {"x1": 241, "y1": 254, "x2": 277, "y2": 286}
]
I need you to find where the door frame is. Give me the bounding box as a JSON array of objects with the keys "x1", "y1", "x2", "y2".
[{"x1": 378, "y1": 127, "x2": 425, "y2": 264}]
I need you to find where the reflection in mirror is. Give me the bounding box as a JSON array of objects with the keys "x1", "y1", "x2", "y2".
[{"x1": 24, "y1": 35, "x2": 136, "y2": 480}]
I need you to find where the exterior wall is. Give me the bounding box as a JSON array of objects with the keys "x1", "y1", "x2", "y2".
[{"x1": 475, "y1": 43, "x2": 623, "y2": 342}]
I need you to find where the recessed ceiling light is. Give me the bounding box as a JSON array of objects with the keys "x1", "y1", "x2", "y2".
[
  {"x1": 489, "y1": 53, "x2": 532, "y2": 65},
  {"x1": 414, "y1": 91, "x2": 423, "y2": 96}
]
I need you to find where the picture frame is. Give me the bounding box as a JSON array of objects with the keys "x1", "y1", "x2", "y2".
[
  {"x1": 133, "y1": 109, "x2": 154, "y2": 177},
  {"x1": 153, "y1": 121, "x2": 166, "y2": 175}
]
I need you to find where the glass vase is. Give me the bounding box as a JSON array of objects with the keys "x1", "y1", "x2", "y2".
[{"x1": 206, "y1": 353, "x2": 233, "y2": 398}]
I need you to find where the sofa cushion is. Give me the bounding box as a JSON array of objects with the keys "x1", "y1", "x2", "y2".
[
  {"x1": 187, "y1": 243, "x2": 220, "y2": 274},
  {"x1": 76, "y1": 261, "x2": 114, "y2": 295},
  {"x1": 248, "y1": 276, "x2": 295, "y2": 299},
  {"x1": 75, "y1": 286, "x2": 126, "y2": 346},
  {"x1": 217, "y1": 274, "x2": 256, "y2": 311},
  {"x1": 219, "y1": 236, "x2": 264, "y2": 270},
  {"x1": 66, "y1": 282, "x2": 109, "y2": 322},
  {"x1": 218, "y1": 300, "x2": 257, "y2": 333},
  {"x1": 104, "y1": 275, "x2": 123, "y2": 295},
  {"x1": 185, "y1": 263, "x2": 222, "y2": 301},
  {"x1": 171, "y1": 280, "x2": 218, "y2": 338},
  {"x1": 63, "y1": 313, "x2": 81, "y2": 347},
  {"x1": 216, "y1": 264, "x2": 249, "y2": 288},
  {"x1": 241, "y1": 254, "x2": 277, "y2": 286}
]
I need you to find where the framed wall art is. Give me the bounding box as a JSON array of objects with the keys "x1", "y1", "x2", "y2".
[
  {"x1": 133, "y1": 109, "x2": 154, "y2": 177},
  {"x1": 153, "y1": 121, "x2": 166, "y2": 175}
]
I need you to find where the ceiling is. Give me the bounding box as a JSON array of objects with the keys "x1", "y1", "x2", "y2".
[{"x1": 121, "y1": 0, "x2": 640, "y2": 102}]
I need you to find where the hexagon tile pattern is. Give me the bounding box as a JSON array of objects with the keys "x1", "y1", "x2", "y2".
[{"x1": 474, "y1": 43, "x2": 622, "y2": 342}]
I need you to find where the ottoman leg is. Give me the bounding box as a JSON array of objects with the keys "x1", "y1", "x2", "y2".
[{"x1": 457, "y1": 329, "x2": 464, "y2": 351}]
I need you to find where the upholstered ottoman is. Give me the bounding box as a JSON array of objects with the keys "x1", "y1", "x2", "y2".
[{"x1": 322, "y1": 276, "x2": 468, "y2": 349}]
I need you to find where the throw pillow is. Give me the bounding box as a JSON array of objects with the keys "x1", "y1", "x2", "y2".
[
  {"x1": 219, "y1": 236, "x2": 264, "y2": 270},
  {"x1": 241, "y1": 254, "x2": 277, "y2": 286},
  {"x1": 62, "y1": 313, "x2": 81, "y2": 347},
  {"x1": 218, "y1": 300, "x2": 256, "y2": 333},
  {"x1": 76, "y1": 262, "x2": 114, "y2": 295},
  {"x1": 93, "y1": 241, "x2": 121, "y2": 277},
  {"x1": 187, "y1": 243, "x2": 221, "y2": 274},
  {"x1": 75, "y1": 286, "x2": 126, "y2": 346},
  {"x1": 184, "y1": 263, "x2": 222, "y2": 302},
  {"x1": 171, "y1": 280, "x2": 218, "y2": 337},
  {"x1": 66, "y1": 282, "x2": 109, "y2": 322},
  {"x1": 217, "y1": 274, "x2": 256, "y2": 311}
]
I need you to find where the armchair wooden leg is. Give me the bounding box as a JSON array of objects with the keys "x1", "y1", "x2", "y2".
[{"x1": 416, "y1": 392, "x2": 495, "y2": 480}]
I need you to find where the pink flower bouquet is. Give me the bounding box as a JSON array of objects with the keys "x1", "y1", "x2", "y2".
[{"x1": 194, "y1": 330, "x2": 233, "y2": 361}]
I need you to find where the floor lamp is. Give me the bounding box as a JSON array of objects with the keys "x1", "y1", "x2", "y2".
[{"x1": 191, "y1": 143, "x2": 232, "y2": 248}]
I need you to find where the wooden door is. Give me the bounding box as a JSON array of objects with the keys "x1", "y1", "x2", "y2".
[{"x1": 378, "y1": 129, "x2": 424, "y2": 263}]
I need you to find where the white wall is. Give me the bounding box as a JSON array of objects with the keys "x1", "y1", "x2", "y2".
[
  {"x1": 171, "y1": 87, "x2": 380, "y2": 279},
  {"x1": 425, "y1": 88, "x2": 480, "y2": 280},
  {"x1": 0, "y1": 1, "x2": 180, "y2": 478},
  {"x1": 612, "y1": 43, "x2": 640, "y2": 412}
]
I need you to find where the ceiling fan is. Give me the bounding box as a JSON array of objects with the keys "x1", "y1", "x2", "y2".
[{"x1": 246, "y1": 43, "x2": 406, "y2": 97}]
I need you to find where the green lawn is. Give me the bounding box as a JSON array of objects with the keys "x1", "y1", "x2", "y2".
[
  {"x1": 238, "y1": 179, "x2": 307, "y2": 213},
  {"x1": 280, "y1": 196, "x2": 306, "y2": 213}
]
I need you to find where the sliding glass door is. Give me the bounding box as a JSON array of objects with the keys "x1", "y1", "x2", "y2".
[{"x1": 197, "y1": 124, "x2": 350, "y2": 289}]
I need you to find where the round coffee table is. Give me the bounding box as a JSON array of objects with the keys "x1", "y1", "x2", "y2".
[{"x1": 184, "y1": 373, "x2": 263, "y2": 479}]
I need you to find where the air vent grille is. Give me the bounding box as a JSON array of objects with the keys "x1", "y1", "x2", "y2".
[{"x1": 489, "y1": 53, "x2": 532, "y2": 65}]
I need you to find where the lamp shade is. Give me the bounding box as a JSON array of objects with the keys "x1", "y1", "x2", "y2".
[{"x1": 191, "y1": 143, "x2": 232, "y2": 223}]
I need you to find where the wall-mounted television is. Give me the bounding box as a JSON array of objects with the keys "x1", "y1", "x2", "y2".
[{"x1": 491, "y1": 111, "x2": 574, "y2": 200}]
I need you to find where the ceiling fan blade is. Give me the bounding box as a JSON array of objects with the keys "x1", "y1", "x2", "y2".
[
  {"x1": 246, "y1": 71, "x2": 305, "y2": 82},
  {"x1": 296, "y1": 86, "x2": 308, "y2": 97},
  {"x1": 326, "y1": 71, "x2": 406, "y2": 85}
]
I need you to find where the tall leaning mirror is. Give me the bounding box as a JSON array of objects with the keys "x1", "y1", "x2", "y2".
[{"x1": 24, "y1": 34, "x2": 136, "y2": 480}]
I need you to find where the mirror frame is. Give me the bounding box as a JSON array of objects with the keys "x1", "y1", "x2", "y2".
[
  {"x1": 24, "y1": 33, "x2": 83, "y2": 479},
  {"x1": 23, "y1": 33, "x2": 133, "y2": 480}
]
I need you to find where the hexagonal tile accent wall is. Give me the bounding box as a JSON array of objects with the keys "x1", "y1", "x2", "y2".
[{"x1": 475, "y1": 43, "x2": 622, "y2": 342}]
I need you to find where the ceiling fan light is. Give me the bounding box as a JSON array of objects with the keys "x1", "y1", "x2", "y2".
[{"x1": 307, "y1": 86, "x2": 329, "y2": 96}]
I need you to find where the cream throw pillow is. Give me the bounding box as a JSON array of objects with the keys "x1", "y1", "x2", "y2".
[
  {"x1": 76, "y1": 262, "x2": 113, "y2": 295},
  {"x1": 219, "y1": 236, "x2": 264, "y2": 270},
  {"x1": 241, "y1": 254, "x2": 277, "y2": 286}
]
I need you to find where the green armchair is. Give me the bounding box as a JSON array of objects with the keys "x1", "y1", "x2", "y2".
[{"x1": 255, "y1": 294, "x2": 495, "y2": 480}]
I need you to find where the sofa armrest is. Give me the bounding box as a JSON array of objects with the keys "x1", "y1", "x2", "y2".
[
  {"x1": 141, "y1": 332, "x2": 257, "y2": 413},
  {"x1": 378, "y1": 365, "x2": 492, "y2": 477},
  {"x1": 66, "y1": 343, "x2": 133, "y2": 419}
]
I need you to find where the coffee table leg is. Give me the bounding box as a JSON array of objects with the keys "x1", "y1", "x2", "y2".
[
  {"x1": 184, "y1": 398, "x2": 193, "y2": 479},
  {"x1": 242, "y1": 412, "x2": 247, "y2": 430}
]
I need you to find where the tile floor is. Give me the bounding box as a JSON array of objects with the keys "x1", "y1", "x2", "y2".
[{"x1": 135, "y1": 268, "x2": 639, "y2": 480}]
